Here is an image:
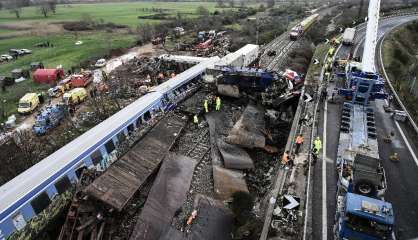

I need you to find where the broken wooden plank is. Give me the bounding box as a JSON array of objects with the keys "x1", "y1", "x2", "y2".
[{"x1": 84, "y1": 114, "x2": 186, "y2": 211}]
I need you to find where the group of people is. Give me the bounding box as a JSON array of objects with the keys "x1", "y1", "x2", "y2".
[
  {"x1": 193, "y1": 96, "x2": 221, "y2": 125},
  {"x1": 281, "y1": 134, "x2": 323, "y2": 168}
]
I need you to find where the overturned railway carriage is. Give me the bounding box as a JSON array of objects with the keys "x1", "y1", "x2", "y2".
[{"x1": 0, "y1": 57, "x2": 220, "y2": 239}]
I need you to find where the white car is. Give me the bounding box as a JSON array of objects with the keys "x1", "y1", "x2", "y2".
[
  {"x1": 95, "y1": 58, "x2": 106, "y2": 68},
  {"x1": 20, "y1": 49, "x2": 32, "y2": 54},
  {"x1": 0, "y1": 54, "x2": 13, "y2": 61}
]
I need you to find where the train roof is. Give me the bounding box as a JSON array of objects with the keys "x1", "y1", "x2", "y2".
[
  {"x1": 0, "y1": 91, "x2": 162, "y2": 220},
  {"x1": 153, "y1": 56, "x2": 219, "y2": 93},
  {"x1": 159, "y1": 54, "x2": 209, "y2": 64},
  {"x1": 214, "y1": 44, "x2": 258, "y2": 67}
]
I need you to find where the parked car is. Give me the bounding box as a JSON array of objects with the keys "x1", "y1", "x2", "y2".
[
  {"x1": 0, "y1": 54, "x2": 13, "y2": 61},
  {"x1": 94, "y1": 59, "x2": 106, "y2": 68},
  {"x1": 9, "y1": 49, "x2": 25, "y2": 56},
  {"x1": 20, "y1": 49, "x2": 32, "y2": 54}
]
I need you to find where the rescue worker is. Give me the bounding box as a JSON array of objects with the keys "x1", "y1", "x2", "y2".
[
  {"x1": 389, "y1": 152, "x2": 399, "y2": 162},
  {"x1": 215, "y1": 96, "x2": 221, "y2": 111},
  {"x1": 295, "y1": 134, "x2": 304, "y2": 154},
  {"x1": 281, "y1": 150, "x2": 290, "y2": 165},
  {"x1": 193, "y1": 115, "x2": 199, "y2": 125},
  {"x1": 314, "y1": 136, "x2": 322, "y2": 155},
  {"x1": 204, "y1": 99, "x2": 209, "y2": 113}
]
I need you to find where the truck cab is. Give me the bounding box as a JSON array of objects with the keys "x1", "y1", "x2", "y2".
[
  {"x1": 18, "y1": 93, "x2": 40, "y2": 114},
  {"x1": 336, "y1": 193, "x2": 394, "y2": 240}
]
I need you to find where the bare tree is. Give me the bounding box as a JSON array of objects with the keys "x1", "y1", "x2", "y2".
[
  {"x1": 48, "y1": 0, "x2": 57, "y2": 14},
  {"x1": 13, "y1": 129, "x2": 44, "y2": 165},
  {"x1": 6, "y1": 0, "x2": 25, "y2": 19},
  {"x1": 39, "y1": 1, "x2": 51, "y2": 18},
  {"x1": 216, "y1": 0, "x2": 225, "y2": 8},
  {"x1": 229, "y1": 0, "x2": 235, "y2": 8},
  {"x1": 267, "y1": 0, "x2": 275, "y2": 8},
  {"x1": 196, "y1": 6, "x2": 210, "y2": 16}
]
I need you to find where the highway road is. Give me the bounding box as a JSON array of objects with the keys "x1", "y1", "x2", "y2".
[{"x1": 312, "y1": 14, "x2": 418, "y2": 240}]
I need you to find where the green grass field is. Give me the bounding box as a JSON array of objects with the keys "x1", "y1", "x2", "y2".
[
  {"x1": 0, "y1": 1, "x2": 227, "y2": 120},
  {"x1": 0, "y1": 32, "x2": 136, "y2": 118},
  {"x1": 0, "y1": 2, "x2": 219, "y2": 28}
]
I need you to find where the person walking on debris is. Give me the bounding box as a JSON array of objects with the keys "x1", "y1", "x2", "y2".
[
  {"x1": 281, "y1": 150, "x2": 291, "y2": 165},
  {"x1": 215, "y1": 96, "x2": 221, "y2": 111},
  {"x1": 295, "y1": 134, "x2": 304, "y2": 154},
  {"x1": 314, "y1": 136, "x2": 322, "y2": 155},
  {"x1": 204, "y1": 99, "x2": 209, "y2": 113}
]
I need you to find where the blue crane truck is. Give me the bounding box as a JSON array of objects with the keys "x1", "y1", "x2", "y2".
[
  {"x1": 334, "y1": 68, "x2": 395, "y2": 240},
  {"x1": 32, "y1": 104, "x2": 65, "y2": 135}
]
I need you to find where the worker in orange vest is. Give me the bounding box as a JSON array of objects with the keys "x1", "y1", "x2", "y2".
[
  {"x1": 295, "y1": 134, "x2": 304, "y2": 155},
  {"x1": 281, "y1": 150, "x2": 290, "y2": 165}
]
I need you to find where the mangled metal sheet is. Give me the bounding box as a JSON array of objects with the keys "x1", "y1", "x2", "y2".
[
  {"x1": 205, "y1": 112, "x2": 225, "y2": 167},
  {"x1": 213, "y1": 166, "x2": 249, "y2": 201},
  {"x1": 217, "y1": 138, "x2": 254, "y2": 169},
  {"x1": 187, "y1": 195, "x2": 234, "y2": 240},
  {"x1": 129, "y1": 153, "x2": 197, "y2": 240},
  {"x1": 226, "y1": 104, "x2": 265, "y2": 148},
  {"x1": 179, "y1": 90, "x2": 206, "y2": 115},
  {"x1": 85, "y1": 114, "x2": 185, "y2": 211},
  {"x1": 158, "y1": 195, "x2": 234, "y2": 240}
]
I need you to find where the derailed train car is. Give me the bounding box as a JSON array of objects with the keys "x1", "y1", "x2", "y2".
[{"x1": 0, "y1": 57, "x2": 220, "y2": 240}]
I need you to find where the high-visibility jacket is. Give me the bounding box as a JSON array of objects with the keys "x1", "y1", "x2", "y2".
[
  {"x1": 204, "y1": 100, "x2": 209, "y2": 113},
  {"x1": 216, "y1": 97, "x2": 221, "y2": 110},
  {"x1": 296, "y1": 136, "x2": 304, "y2": 144},
  {"x1": 193, "y1": 115, "x2": 198, "y2": 124},
  {"x1": 314, "y1": 138, "x2": 322, "y2": 151}
]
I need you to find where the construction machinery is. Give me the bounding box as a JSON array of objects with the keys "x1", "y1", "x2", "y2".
[
  {"x1": 70, "y1": 71, "x2": 92, "y2": 88},
  {"x1": 33, "y1": 104, "x2": 65, "y2": 135},
  {"x1": 334, "y1": 0, "x2": 395, "y2": 239}
]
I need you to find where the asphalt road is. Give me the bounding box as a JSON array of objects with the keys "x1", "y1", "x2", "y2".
[{"x1": 311, "y1": 15, "x2": 418, "y2": 240}]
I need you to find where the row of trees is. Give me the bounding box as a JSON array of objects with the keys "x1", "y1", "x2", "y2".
[{"x1": 0, "y1": 0, "x2": 57, "y2": 18}]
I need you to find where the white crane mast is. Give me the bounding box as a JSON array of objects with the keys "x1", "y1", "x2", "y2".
[{"x1": 361, "y1": 0, "x2": 381, "y2": 72}]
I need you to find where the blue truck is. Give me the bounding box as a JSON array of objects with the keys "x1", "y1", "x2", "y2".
[
  {"x1": 335, "y1": 193, "x2": 394, "y2": 240},
  {"x1": 335, "y1": 59, "x2": 395, "y2": 239},
  {"x1": 32, "y1": 104, "x2": 65, "y2": 135}
]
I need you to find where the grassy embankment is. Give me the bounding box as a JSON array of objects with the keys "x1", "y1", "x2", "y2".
[
  {"x1": 382, "y1": 20, "x2": 418, "y2": 123},
  {"x1": 0, "y1": 2, "x2": 219, "y2": 119}
]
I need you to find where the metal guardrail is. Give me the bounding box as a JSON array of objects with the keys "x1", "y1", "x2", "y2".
[{"x1": 377, "y1": 34, "x2": 418, "y2": 134}]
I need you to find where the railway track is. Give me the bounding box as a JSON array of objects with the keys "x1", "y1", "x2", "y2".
[{"x1": 259, "y1": 33, "x2": 299, "y2": 72}]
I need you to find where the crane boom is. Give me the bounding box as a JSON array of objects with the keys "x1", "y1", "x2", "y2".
[{"x1": 362, "y1": 0, "x2": 381, "y2": 72}]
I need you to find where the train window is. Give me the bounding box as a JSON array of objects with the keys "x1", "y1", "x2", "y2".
[
  {"x1": 30, "y1": 192, "x2": 51, "y2": 215},
  {"x1": 105, "y1": 139, "x2": 115, "y2": 154},
  {"x1": 54, "y1": 176, "x2": 71, "y2": 195},
  {"x1": 117, "y1": 131, "x2": 126, "y2": 143},
  {"x1": 127, "y1": 124, "x2": 134, "y2": 135},
  {"x1": 91, "y1": 150, "x2": 103, "y2": 166},
  {"x1": 75, "y1": 166, "x2": 87, "y2": 179},
  {"x1": 12, "y1": 212, "x2": 26, "y2": 230},
  {"x1": 136, "y1": 117, "x2": 143, "y2": 127},
  {"x1": 144, "y1": 111, "x2": 151, "y2": 121}
]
